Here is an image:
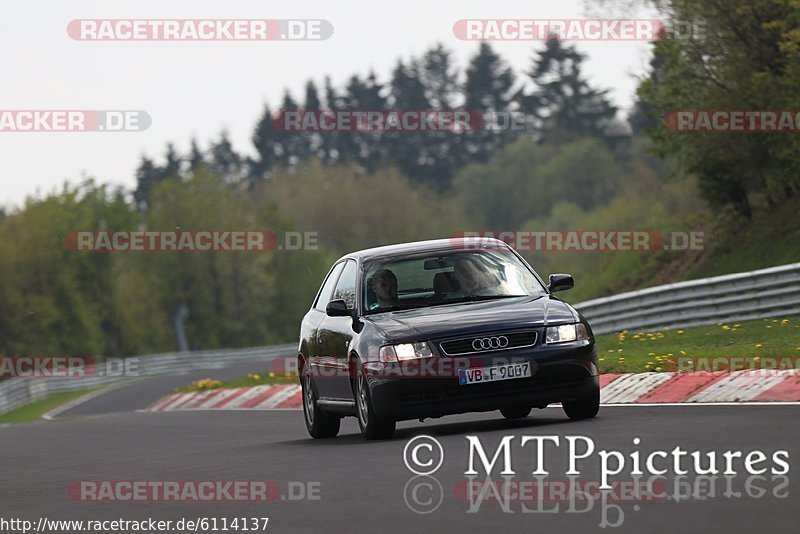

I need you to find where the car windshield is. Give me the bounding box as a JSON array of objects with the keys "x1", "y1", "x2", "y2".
[{"x1": 362, "y1": 249, "x2": 547, "y2": 313}]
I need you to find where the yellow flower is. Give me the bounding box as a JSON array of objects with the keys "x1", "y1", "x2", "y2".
[
  {"x1": 754, "y1": 356, "x2": 761, "y2": 361},
  {"x1": 655, "y1": 367, "x2": 662, "y2": 372},
  {"x1": 722, "y1": 325, "x2": 730, "y2": 331},
  {"x1": 754, "y1": 344, "x2": 763, "y2": 349},
  {"x1": 734, "y1": 324, "x2": 741, "y2": 328},
  {"x1": 677, "y1": 330, "x2": 684, "y2": 335},
  {"x1": 268, "y1": 372, "x2": 275, "y2": 378},
  {"x1": 253, "y1": 374, "x2": 261, "y2": 380}
]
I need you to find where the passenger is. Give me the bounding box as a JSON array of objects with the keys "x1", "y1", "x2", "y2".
[{"x1": 451, "y1": 256, "x2": 495, "y2": 298}]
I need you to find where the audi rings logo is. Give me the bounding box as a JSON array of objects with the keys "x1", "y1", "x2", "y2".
[{"x1": 471, "y1": 336, "x2": 509, "y2": 351}]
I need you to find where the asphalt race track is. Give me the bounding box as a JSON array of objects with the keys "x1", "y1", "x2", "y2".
[
  {"x1": 58, "y1": 362, "x2": 279, "y2": 417},
  {"x1": 1, "y1": 378, "x2": 797, "y2": 534}
]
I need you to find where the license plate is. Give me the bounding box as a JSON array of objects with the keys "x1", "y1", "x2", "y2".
[{"x1": 458, "y1": 362, "x2": 532, "y2": 385}]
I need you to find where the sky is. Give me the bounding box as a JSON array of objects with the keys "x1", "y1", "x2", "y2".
[{"x1": 0, "y1": 0, "x2": 657, "y2": 208}]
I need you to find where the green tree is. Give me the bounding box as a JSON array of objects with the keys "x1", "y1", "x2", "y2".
[
  {"x1": 453, "y1": 137, "x2": 624, "y2": 229},
  {"x1": 639, "y1": 0, "x2": 800, "y2": 218},
  {"x1": 0, "y1": 181, "x2": 136, "y2": 357}
]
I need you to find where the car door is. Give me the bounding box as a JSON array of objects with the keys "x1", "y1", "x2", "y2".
[
  {"x1": 305, "y1": 261, "x2": 346, "y2": 398},
  {"x1": 316, "y1": 259, "x2": 359, "y2": 400}
]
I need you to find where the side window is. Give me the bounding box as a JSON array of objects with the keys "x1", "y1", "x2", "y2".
[
  {"x1": 314, "y1": 262, "x2": 345, "y2": 311},
  {"x1": 332, "y1": 260, "x2": 358, "y2": 310}
]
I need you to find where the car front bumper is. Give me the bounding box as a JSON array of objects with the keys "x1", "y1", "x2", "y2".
[{"x1": 366, "y1": 342, "x2": 598, "y2": 422}]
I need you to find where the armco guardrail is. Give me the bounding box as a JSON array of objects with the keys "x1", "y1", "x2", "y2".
[
  {"x1": 574, "y1": 262, "x2": 800, "y2": 335},
  {"x1": 0, "y1": 344, "x2": 294, "y2": 417}
]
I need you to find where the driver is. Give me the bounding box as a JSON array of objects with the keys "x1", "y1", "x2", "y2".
[{"x1": 370, "y1": 268, "x2": 400, "y2": 309}]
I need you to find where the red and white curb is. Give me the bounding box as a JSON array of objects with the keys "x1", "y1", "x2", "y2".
[
  {"x1": 600, "y1": 369, "x2": 800, "y2": 403},
  {"x1": 145, "y1": 370, "x2": 800, "y2": 412},
  {"x1": 146, "y1": 384, "x2": 302, "y2": 412}
]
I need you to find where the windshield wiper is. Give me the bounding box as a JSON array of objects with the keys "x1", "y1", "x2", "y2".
[
  {"x1": 364, "y1": 304, "x2": 420, "y2": 314},
  {"x1": 459, "y1": 294, "x2": 528, "y2": 303}
]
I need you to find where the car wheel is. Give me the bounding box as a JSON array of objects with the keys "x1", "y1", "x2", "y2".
[
  {"x1": 302, "y1": 365, "x2": 341, "y2": 438},
  {"x1": 500, "y1": 406, "x2": 531, "y2": 419},
  {"x1": 562, "y1": 384, "x2": 600, "y2": 421},
  {"x1": 355, "y1": 368, "x2": 395, "y2": 440}
]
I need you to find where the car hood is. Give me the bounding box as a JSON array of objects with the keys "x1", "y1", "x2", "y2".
[{"x1": 365, "y1": 295, "x2": 578, "y2": 341}]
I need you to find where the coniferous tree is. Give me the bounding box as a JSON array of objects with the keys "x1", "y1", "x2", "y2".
[
  {"x1": 208, "y1": 131, "x2": 244, "y2": 183},
  {"x1": 463, "y1": 43, "x2": 517, "y2": 162},
  {"x1": 133, "y1": 156, "x2": 159, "y2": 212},
  {"x1": 518, "y1": 38, "x2": 617, "y2": 141},
  {"x1": 189, "y1": 138, "x2": 205, "y2": 173}
]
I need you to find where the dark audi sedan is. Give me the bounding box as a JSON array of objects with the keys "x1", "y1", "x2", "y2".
[{"x1": 298, "y1": 238, "x2": 599, "y2": 439}]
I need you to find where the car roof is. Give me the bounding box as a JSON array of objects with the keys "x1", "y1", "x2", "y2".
[{"x1": 339, "y1": 237, "x2": 511, "y2": 263}]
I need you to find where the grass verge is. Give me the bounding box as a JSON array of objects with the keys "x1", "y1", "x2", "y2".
[
  {"x1": 595, "y1": 316, "x2": 800, "y2": 373},
  {"x1": 0, "y1": 386, "x2": 106, "y2": 424}
]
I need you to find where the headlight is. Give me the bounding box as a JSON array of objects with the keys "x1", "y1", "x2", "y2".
[
  {"x1": 379, "y1": 342, "x2": 433, "y2": 362},
  {"x1": 545, "y1": 323, "x2": 589, "y2": 344}
]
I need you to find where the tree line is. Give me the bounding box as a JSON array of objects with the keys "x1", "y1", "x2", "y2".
[{"x1": 134, "y1": 39, "x2": 620, "y2": 208}]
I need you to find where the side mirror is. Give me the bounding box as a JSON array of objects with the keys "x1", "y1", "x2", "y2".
[
  {"x1": 548, "y1": 274, "x2": 574, "y2": 293},
  {"x1": 325, "y1": 299, "x2": 352, "y2": 317}
]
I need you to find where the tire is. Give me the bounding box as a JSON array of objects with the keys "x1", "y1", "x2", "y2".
[
  {"x1": 562, "y1": 384, "x2": 600, "y2": 421},
  {"x1": 500, "y1": 406, "x2": 531, "y2": 419},
  {"x1": 355, "y1": 367, "x2": 395, "y2": 440},
  {"x1": 302, "y1": 364, "x2": 341, "y2": 438}
]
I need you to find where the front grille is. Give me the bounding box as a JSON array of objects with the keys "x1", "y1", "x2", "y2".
[{"x1": 439, "y1": 330, "x2": 538, "y2": 356}]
